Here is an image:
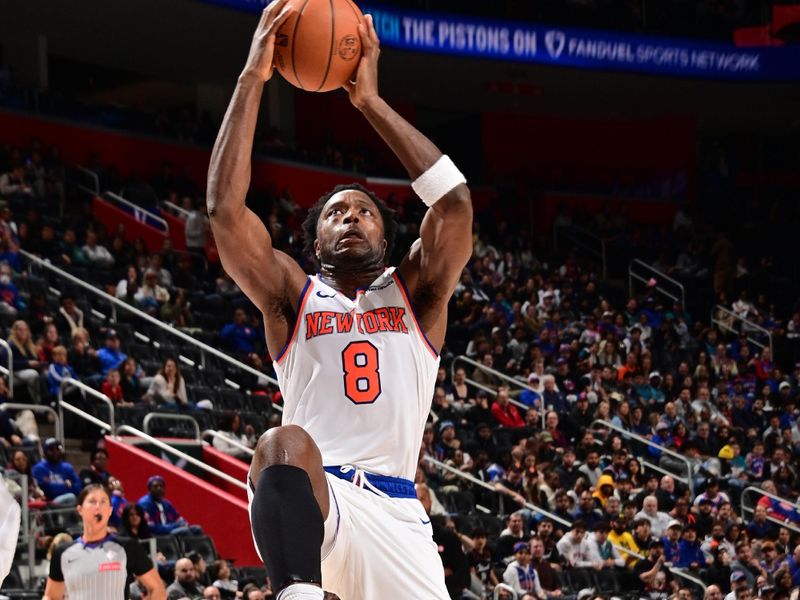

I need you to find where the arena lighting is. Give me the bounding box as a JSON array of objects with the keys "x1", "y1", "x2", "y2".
[{"x1": 198, "y1": 0, "x2": 800, "y2": 81}]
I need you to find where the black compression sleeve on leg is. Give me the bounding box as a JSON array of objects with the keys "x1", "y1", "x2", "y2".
[{"x1": 250, "y1": 464, "x2": 324, "y2": 590}]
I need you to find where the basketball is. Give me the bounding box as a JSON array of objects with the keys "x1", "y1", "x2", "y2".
[{"x1": 273, "y1": 0, "x2": 365, "y2": 93}]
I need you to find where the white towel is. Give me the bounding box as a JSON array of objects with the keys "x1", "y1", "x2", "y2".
[{"x1": 0, "y1": 475, "x2": 21, "y2": 586}]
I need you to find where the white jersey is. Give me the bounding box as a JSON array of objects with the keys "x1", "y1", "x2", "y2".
[{"x1": 273, "y1": 267, "x2": 439, "y2": 481}]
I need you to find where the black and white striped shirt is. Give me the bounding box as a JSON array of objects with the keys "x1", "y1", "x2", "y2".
[{"x1": 49, "y1": 534, "x2": 152, "y2": 600}]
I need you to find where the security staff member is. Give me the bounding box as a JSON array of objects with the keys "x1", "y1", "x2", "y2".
[{"x1": 43, "y1": 483, "x2": 166, "y2": 600}]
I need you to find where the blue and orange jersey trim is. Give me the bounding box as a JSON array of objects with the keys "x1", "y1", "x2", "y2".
[
  {"x1": 392, "y1": 270, "x2": 439, "y2": 359},
  {"x1": 274, "y1": 277, "x2": 314, "y2": 365}
]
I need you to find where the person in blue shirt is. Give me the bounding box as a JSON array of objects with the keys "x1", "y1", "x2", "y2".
[
  {"x1": 137, "y1": 475, "x2": 203, "y2": 536},
  {"x1": 32, "y1": 437, "x2": 82, "y2": 506},
  {"x1": 46, "y1": 345, "x2": 79, "y2": 398},
  {"x1": 661, "y1": 520, "x2": 682, "y2": 565},
  {"x1": 96, "y1": 330, "x2": 127, "y2": 376},
  {"x1": 676, "y1": 523, "x2": 709, "y2": 569},
  {"x1": 219, "y1": 308, "x2": 264, "y2": 356}
]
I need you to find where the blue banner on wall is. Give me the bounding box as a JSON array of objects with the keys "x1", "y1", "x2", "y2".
[{"x1": 199, "y1": 0, "x2": 800, "y2": 81}]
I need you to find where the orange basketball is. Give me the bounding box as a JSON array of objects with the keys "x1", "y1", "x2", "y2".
[{"x1": 273, "y1": 0, "x2": 365, "y2": 93}]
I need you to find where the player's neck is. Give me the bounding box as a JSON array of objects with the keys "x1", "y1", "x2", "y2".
[{"x1": 318, "y1": 262, "x2": 384, "y2": 299}]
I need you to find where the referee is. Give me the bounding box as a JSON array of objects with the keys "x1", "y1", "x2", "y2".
[{"x1": 43, "y1": 483, "x2": 166, "y2": 600}]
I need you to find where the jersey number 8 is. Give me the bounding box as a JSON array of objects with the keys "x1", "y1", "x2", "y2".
[{"x1": 341, "y1": 341, "x2": 381, "y2": 404}]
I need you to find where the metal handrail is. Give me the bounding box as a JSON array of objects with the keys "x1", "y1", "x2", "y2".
[
  {"x1": 76, "y1": 166, "x2": 100, "y2": 195},
  {"x1": 740, "y1": 486, "x2": 800, "y2": 536},
  {"x1": 553, "y1": 222, "x2": 608, "y2": 280},
  {"x1": 105, "y1": 191, "x2": 169, "y2": 235},
  {"x1": 58, "y1": 378, "x2": 115, "y2": 437},
  {"x1": 116, "y1": 425, "x2": 247, "y2": 491},
  {"x1": 60, "y1": 398, "x2": 113, "y2": 433},
  {"x1": 143, "y1": 412, "x2": 200, "y2": 439},
  {"x1": 162, "y1": 200, "x2": 191, "y2": 219},
  {"x1": 712, "y1": 304, "x2": 773, "y2": 356},
  {"x1": 592, "y1": 419, "x2": 694, "y2": 496},
  {"x1": 20, "y1": 250, "x2": 282, "y2": 402},
  {"x1": 452, "y1": 355, "x2": 542, "y2": 427},
  {"x1": 0, "y1": 339, "x2": 14, "y2": 396},
  {"x1": 202, "y1": 429, "x2": 255, "y2": 456},
  {"x1": 0, "y1": 403, "x2": 61, "y2": 443},
  {"x1": 423, "y1": 455, "x2": 704, "y2": 588},
  {"x1": 629, "y1": 259, "x2": 685, "y2": 308}
]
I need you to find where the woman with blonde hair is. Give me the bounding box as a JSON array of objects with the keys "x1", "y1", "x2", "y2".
[{"x1": 7, "y1": 320, "x2": 43, "y2": 403}]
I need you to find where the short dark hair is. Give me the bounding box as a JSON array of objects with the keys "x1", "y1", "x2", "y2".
[{"x1": 301, "y1": 183, "x2": 397, "y2": 261}]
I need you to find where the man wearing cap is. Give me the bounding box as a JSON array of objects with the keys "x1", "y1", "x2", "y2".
[
  {"x1": 97, "y1": 330, "x2": 127, "y2": 376},
  {"x1": 32, "y1": 438, "x2": 82, "y2": 505},
  {"x1": 724, "y1": 571, "x2": 750, "y2": 600},
  {"x1": 503, "y1": 542, "x2": 544, "y2": 599},
  {"x1": 661, "y1": 520, "x2": 683, "y2": 565},
  {"x1": 608, "y1": 513, "x2": 640, "y2": 567},
  {"x1": 676, "y1": 523, "x2": 707, "y2": 569},
  {"x1": 137, "y1": 476, "x2": 202, "y2": 536},
  {"x1": 519, "y1": 373, "x2": 542, "y2": 409},
  {"x1": 467, "y1": 528, "x2": 498, "y2": 596},
  {"x1": 648, "y1": 421, "x2": 673, "y2": 458}
]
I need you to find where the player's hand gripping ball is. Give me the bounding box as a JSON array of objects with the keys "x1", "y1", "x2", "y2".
[{"x1": 273, "y1": 0, "x2": 365, "y2": 92}]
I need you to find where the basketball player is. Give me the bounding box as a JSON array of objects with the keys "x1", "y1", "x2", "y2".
[{"x1": 207, "y1": 1, "x2": 472, "y2": 599}]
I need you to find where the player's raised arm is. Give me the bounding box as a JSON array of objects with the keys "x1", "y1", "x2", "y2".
[
  {"x1": 344, "y1": 15, "x2": 473, "y2": 347},
  {"x1": 207, "y1": 0, "x2": 305, "y2": 318}
]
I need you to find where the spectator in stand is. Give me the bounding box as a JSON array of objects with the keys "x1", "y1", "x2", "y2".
[
  {"x1": 220, "y1": 308, "x2": 264, "y2": 357},
  {"x1": 7, "y1": 320, "x2": 43, "y2": 403},
  {"x1": 496, "y1": 511, "x2": 528, "y2": 562},
  {"x1": 556, "y1": 520, "x2": 600, "y2": 571},
  {"x1": 135, "y1": 269, "x2": 170, "y2": 313},
  {"x1": 503, "y1": 542, "x2": 545, "y2": 599},
  {"x1": 185, "y1": 197, "x2": 209, "y2": 253},
  {"x1": 166, "y1": 557, "x2": 204, "y2": 600},
  {"x1": 492, "y1": 385, "x2": 526, "y2": 428},
  {"x1": 120, "y1": 503, "x2": 152, "y2": 540},
  {"x1": 102, "y1": 368, "x2": 133, "y2": 407},
  {"x1": 0, "y1": 164, "x2": 34, "y2": 198},
  {"x1": 467, "y1": 528, "x2": 498, "y2": 597},
  {"x1": 120, "y1": 357, "x2": 146, "y2": 403},
  {"x1": 572, "y1": 491, "x2": 604, "y2": 528},
  {"x1": 0, "y1": 261, "x2": 22, "y2": 317},
  {"x1": 37, "y1": 322, "x2": 62, "y2": 364},
  {"x1": 7, "y1": 449, "x2": 47, "y2": 505},
  {"x1": 145, "y1": 357, "x2": 189, "y2": 409},
  {"x1": 54, "y1": 294, "x2": 84, "y2": 339},
  {"x1": 46, "y1": 345, "x2": 79, "y2": 399},
  {"x1": 32, "y1": 437, "x2": 81, "y2": 505},
  {"x1": 67, "y1": 327, "x2": 101, "y2": 386},
  {"x1": 97, "y1": 330, "x2": 127, "y2": 376},
  {"x1": 58, "y1": 228, "x2": 88, "y2": 266},
  {"x1": 577, "y1": 449, "x2": 602, "y2": 488},
  {"x1": 82, "y1": 230, "x2": 114, "y2": 268},
  {"x1": 116, "y1": 265, "x2": 139, "y2": 299},
  {"x1": 635, "y1": 495, "x2": 672, "y2": 537},
  {"x1": 137, "y1": 475, "x2": 203, "y2": 536},
  {"x1": 212, "y1": 411, "x2": 254, "y2": 460},
  {"x1": 148, "y1": 253, "x2": 173, "y2": 289},
  {"x1": 78, "y1": 448, "x2": 112, "y2": 487},
  {"x1": 0, "y1": 406, "x2": 23, "y2": 448}
]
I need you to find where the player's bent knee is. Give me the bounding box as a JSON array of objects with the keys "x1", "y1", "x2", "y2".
[{"x1": 252, "y1": 425, "x2": 322, "y2": 476}]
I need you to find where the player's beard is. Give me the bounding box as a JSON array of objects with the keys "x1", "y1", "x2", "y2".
[{"x1": 318, "y1": 243, "x2": 385, "y2": 276}]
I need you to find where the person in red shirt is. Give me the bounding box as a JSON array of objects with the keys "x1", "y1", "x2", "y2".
[
  {"x1": 101, "y1": 368, "x2": 133, "y2": 407},
  {"x1": 491, "y1": 386, "x2": 525, "y2": 428}
]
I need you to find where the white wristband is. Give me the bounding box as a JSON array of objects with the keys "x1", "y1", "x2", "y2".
[{"x1": 411, "y1": 155, "x2": 466, "y2": 207}]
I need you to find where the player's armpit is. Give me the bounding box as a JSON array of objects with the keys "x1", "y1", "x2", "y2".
[{"x1": 210, "y1": 205, "x2": 307, "y2": 313}]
